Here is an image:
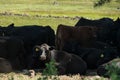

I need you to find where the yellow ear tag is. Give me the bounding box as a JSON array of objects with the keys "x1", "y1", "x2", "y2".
[
  {"x1": 35, "y1": 48, "x2": 39, "y2": 52},
  {"x1": 100, "y1": 54, "x2": 104, "y2": 58}
]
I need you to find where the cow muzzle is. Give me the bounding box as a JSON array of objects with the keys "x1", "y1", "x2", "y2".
[{"x1": 40, "y1": 56, "x2": 46, "y2": 61}]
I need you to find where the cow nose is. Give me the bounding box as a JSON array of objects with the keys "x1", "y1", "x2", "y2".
[{"x1": 40, "y1": 56, "x2": 46, "y2": 60}]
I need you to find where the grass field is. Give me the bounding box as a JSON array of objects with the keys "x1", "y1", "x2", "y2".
[
  {"x1": 0, "y1": 0, "x2": 120, "y2": 31},
  {"x1": 0, "y1": 72, "x2": 109, "y2": 80}
]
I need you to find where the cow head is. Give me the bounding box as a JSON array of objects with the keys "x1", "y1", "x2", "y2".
[{"x1": 33, "y1": 43, "x2": 54, "y2": 61}]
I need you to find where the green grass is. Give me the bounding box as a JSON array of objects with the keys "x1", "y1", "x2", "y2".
[
  {"x1": 0, "y1": 0, "x2": 119, "y2": 31},
  {"x1": 0, "y1": 0, "x2": 119, "y2": 18},
  {"x1": 0, "y1": 15, "x2": 77, "y2": 31}
]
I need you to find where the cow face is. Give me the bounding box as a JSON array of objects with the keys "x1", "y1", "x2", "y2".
[{"x1": 33, "y1": 43, "x2": 54, "y2": 61}]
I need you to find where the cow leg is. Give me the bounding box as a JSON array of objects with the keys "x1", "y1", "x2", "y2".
[
  {"x1": 55, "y1": 62, "x2": 66, "y2": 75},
  {"x1": 56, "y1": 65, "x2": 66, "y2": 75}
]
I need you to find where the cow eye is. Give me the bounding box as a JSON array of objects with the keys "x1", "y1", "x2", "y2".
[{"x1": 100, "y1": 54, "x2": 104, "y2": 58}]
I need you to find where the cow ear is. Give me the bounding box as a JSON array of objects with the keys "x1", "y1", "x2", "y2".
[
  {"x1": 7, "y1": 23, "x2": 14, "y2": 28},
  {"x1": 49, "y1": 46, "x2": 55, "y2": 50}
]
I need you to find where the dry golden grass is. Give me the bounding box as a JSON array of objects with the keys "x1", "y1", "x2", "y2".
[{"x1": 0, "y1": 71, "x2": 109, "y2": 80}]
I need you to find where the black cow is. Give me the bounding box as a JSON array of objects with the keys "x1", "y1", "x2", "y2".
[
  {"x1": 114, "y1": 17, "x2": 120, "y2": 30},
  {"x1": 0, "y1": 36, "x2": 25, "y2": 70},
  {"x1": 75, "y1": 17, "x2": 114, "y2": 28},
  {"x1": 0, "y1": 24, "x2": 55, "y2": 69},
  {"x1": 56, "y1": 24, "x2": 97, "y2": 50},
  {"x1": 55, "y1": 24, "x2": 118, "y2": 69},
  {"x1": 62, "y1": 40, "x2": 118, "y2": 69},
  {"x1": 115, "y1": 18, "x2": 120, "y2": 54},
  {"x1": 75, "y1": 17, "x2": 115, "y2": 45},
  {"x1": 1, "y1": 24, "x2": 55, "y2": 46},
  {"x1": 32, "y1": 43, "x2": 87, "y2": 75},
  {"x1": 106, "y1": 17, "x2": 120, "y2": 47},
  {"x1": 73, "y1": 47, "x2": 105, "y2": 69},
  {"x1": 76, "y1": 47, "x2": 117, "y2": 69},
  {"x1": 0, "y1": 57, "x2": 13, "y2": 73}
]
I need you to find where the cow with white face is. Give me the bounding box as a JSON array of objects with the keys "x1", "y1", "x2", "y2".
[
  {"x1": 33, "y1": 43, "x2": 53, "y2": 61},
  {"x1": 32, "y1": 43, "x2": 87, "y2": 75}
]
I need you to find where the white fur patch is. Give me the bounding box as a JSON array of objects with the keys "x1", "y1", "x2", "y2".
[
  {"x1": 40, "y1": 48, "x2": 46, "y2": 60},
  {"x1": 55, "y1": 62, "x2": 60, "y2": 66}
]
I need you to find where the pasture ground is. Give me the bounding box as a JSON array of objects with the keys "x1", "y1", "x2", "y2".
[
  {"x1": 0, "y1": 71, "x2": 109, "y2": 80},
  {"x1": 0, "y1": 0, "x2": 120, "y2": 31}
]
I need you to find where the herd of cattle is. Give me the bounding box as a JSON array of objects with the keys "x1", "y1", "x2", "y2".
[{"x1": 0, "y1": 17, "x2": 120, "y2": 76}]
